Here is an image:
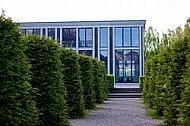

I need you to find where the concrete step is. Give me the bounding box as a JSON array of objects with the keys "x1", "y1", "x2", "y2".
[
  {"x1": 110, "y1": 88, "x2": 142, "y2": 93},
  {"x1": 108, "y1": 93, "x2": 142, "y2": 98}
]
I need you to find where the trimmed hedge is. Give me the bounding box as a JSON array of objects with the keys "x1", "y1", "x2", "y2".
[
  {"x1": 139, "y1": 76, "x2": 144, "y2": 89},
  {"x1": 0, "y1": 13, "x2": 38, "y2": 125},
  {"x1": 60, "y1": 49, "x2": 85, "y2": 118},
  {"x1": 78, "y1": 54, "x2": 95, "y2": 109},
  {"x1": 106, "y1": 74, "x2": 114, "y2": 91},
  {"x1": 143, "y1": 37, "x2": 190, "y2": 125},
  {"x1": 24, "y1": 36, "x2": 69, "y2": 125}
]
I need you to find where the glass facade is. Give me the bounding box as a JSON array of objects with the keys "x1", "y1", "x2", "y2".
[
  {"x1": 100, "y1": 50, "x2": 108, "y2": 73},
  {"x1": 62, "y1": 28, "x2": 76, "y2": 47},
  {"x1": 79, "y1": 28, "x2": 92, "y2": 47},
  {"x1": 19, "y1": 20, "x2": 145, "y2": 85},
  {"x1": 115, "y1": 27, "x2": 139, "y2": 47},
  {"x1": 115, "y1": 50, "x2": 139, "y2": 83},
  {"x1": 100, "y1": 28, "x2": 108, "y2": 47}
]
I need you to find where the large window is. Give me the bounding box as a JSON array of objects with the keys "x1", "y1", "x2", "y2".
[
  {"x1": 79, "y1": 28, "x2": 92, "y2": 47},
  {"x1": 115, "y1": 27, "x2": 139, "y2": 47},
  {"x1": 100, "y1": 50, "x2": 108, "y2": 73},
  {"x1": 115, "y1": 50, "x2": 139, "y2": 83},
  {"x1": 100, "y1": 28, "x2": 108, "y2": 47},
  {"x1": 62, "y1": 28, "x2": 76, "y2": 47},
  {"x1": 22, "y1": 29, "x2": 40, "y2": 36},
  {"x1": 78, "y1": 50, "x2": 92, "y2": 56},
  {"x1": 48, "y1": 28, "x2": 55, "y2": 40}
]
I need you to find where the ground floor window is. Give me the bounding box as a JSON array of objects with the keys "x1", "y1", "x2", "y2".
[{"x1": 115, "y1": 49, "x2": 139, "y2": 83}]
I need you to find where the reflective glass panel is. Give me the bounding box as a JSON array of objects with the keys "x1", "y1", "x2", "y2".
[
  {"x1": 62, "y1": 28, "x2": 76, "y2": 47},
  {"x1": 131, "y1": 50, "x2": 139, "y2": 63},
  {"x1": 100, "y1": 28, "x2": 108, "y2": 47},
  {"x1": 100, "y1": 50, "x2": 108, "y2": 73},
  {"x1": 79, "y1": 29, "x2": 85, "y2": 47},
  {"x1": 33, "y1": 29, "x2": 40, "y2": 36},
  {"x1": 26, "y1": 29, "x2": 33, "y2": 35},
  {"x1": 115, "y1": 28, "x2": 122, "y2": 46},
  {"x1": 123, "y1": 28, "x2": 130, "y2": 46},
  {"x1": 86, "y1": 29, "x2": 92, "y2": 47},
  {"x1": 48, "y1": 28, "x2": 55, "y2": 40},
  {"x1": 132, "y1": 28, "x2": 139, "y2": 46},
  {"x1": 57, "y1": 28, "x2": 60, "y2": 44},
  {"x1": 42, "y1": 28, "x2": 46, "y2": 36}
]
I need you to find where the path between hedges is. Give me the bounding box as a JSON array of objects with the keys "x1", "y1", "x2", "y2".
[{"x1": 68, "y1": 98, "x2": 163, "y2": 126}]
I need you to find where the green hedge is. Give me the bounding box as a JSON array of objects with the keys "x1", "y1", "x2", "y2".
[
  {"x1": 79, "y1": 54, "x2": 95, "y2": 109},
  {"x1": 0, "y1": 13, "x2": 38, "y2": 125},
  {"x1": 139, "y1": 76, "x2": 144, "y2": 89},
  {"x1": 106, "y1": 74, "x2": 114, "y2": 91},
  {"x1": 60, "y1": 49, "x2": 85, "y2": 118},
  {"x1": 143, "y1": 37, "x2": 190, "y2": 125},
  {"x1": 24, "y1": 36, "x2": 69, "y2": 125}
]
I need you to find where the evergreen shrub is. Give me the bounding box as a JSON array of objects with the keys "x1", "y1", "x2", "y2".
[{"x1": 0, "y1": 13, "x2": 38, "y2": 126}]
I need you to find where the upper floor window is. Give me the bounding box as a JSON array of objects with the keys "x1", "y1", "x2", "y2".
[
  {"x1": 79, "y1": 28, "x2": 92, "y2": 47},
  {"x1": 62, "y1": 28, "x2": 76, "y2": 47},
  {"x1": 100, "y1": 27, "x2": 108, "y2": 47},
  {"x1": 115, "y1": 27, "x2": 139, "y2": 47},
  {"x1": 21, "y1": 29, "x2": 40, "y2": 36},
  {"x1": 48, "y1": 28, "x2": 55, "y2": 40},
  {"x1": 132, "y1": 28, "x2": 139, "y2": 46}
]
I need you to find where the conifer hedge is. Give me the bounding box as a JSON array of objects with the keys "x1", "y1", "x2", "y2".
[
  {"x1": 24, "y1": 36, "x2": 69, "y2": 126},
  {"x1": 143, "y1": 37, "x2": 190, "y2": 125},
  {"x1": 78, "y1": 55, "x2": 96, "y2": 109},
  {"x1": 106, "y1": 74, "x2": 114, "y2": 91},
  {"x1": 92, "y1": 59, "x2": 108, "y2": 103},
  {"x1": 60, "y1": 49, "x2": 85, "y2": 118},
  {"x1": 0, "y1": 13, "x2": 38, "y2": 125}
]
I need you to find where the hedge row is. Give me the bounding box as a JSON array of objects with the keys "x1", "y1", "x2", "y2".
[
  {"x1": 142, "y1": 37, "x2": 190, "y2": 126},
  {"x1": 60, "y1": 49, "x2": 109, "y2": 118},
  {"x1": 0, "y1": 12, "x2": 114, "y2": 125},
  {"x1": 0, "y1": 13, "x2": 39, "y2": 126}
]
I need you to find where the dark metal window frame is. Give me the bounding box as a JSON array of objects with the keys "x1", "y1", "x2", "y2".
[
  {"x1": 115, "y1": 27, "x2": 139, "y2": 47},
  {"x1": 78, "y1": 28, "x2": 93, "y2": 47},
  {"x1": 115, "y1": 49, "x2": 139, "y2": 83}
]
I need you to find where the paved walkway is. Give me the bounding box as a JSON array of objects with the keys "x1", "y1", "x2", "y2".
[{"x1": 69, "y1": 98, "x2": 163, "y2": 126}]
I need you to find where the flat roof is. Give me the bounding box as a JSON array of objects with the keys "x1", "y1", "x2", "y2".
[{"x1": 19, "y1": 20, "x2": 146, "y2": 28}]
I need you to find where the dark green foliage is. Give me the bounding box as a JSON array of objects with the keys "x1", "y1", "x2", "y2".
[
  {"x1": 24, "y1": 36, "x2": 69, "y2": 126},
  {"x1": 177, "y1": 38, "x2": 190, "y2": 125},
  {"x1": 78, "y1": 55, "x2": 95, "y2": 109},
  {"x1": 100, "y1": 62, "x2": 108, "y2": 101},
  {"x1": 0, "y1": 13, "x2": 38, "y2": 125},
  {"x1": 92, "y1": 59, "x2": 105, "y2": 104},
  {"x1": 106, "y1": 74, "x2": 114, "y2": 91},
  {"x1": 143, "y1": 36, "x2": 190, "y2": 125},
  {"x1": 139, "y1": 76, "x2": 144, "y2": 89},
  {"x1": 60, "y1": 49, "x2": 85, "y2": 118}
]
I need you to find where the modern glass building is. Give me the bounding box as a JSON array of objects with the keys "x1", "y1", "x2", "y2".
[{"x1": 20, "y1": 20, "x2": 146, "y2": 87}]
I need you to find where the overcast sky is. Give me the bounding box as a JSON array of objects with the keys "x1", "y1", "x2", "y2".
[{"x1": 1, "y1": 0, "x2": 190, "y2": 34}]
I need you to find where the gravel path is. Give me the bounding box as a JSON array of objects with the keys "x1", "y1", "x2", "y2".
[{"x1": 69, "y1": 98, "x2": 164, "y2": 126}]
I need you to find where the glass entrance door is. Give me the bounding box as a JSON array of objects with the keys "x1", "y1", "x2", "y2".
[{"x1": 115, "y1": 49, "x2": 139, "y2": 83}]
